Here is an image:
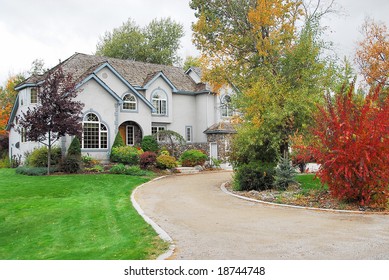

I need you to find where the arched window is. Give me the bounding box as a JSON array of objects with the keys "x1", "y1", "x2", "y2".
[
  {"x1": 82, "y1": 113, "x2": 108, "y2": 149},
  {"x1": 122, "y1": 93, "x2": 137, "y2": 110},
  {"x1": 221, "y1": 95, "x2": 233, "y2": 117},
  {"x1": 152, "y1": 90, "x2": 167, "y2": 115}
]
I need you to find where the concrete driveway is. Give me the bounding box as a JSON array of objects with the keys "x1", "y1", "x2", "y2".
[{"x1": 134, "y1": 171, "x2": 389, "y2": 260}]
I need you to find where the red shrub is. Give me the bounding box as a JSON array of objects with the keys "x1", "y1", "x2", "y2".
[
  {"x1": 307, "y1": 84, "x2": 389, "y2": 207},
  {"x1": 139, "y1": 151, "x2": 157, "y2": 169}
]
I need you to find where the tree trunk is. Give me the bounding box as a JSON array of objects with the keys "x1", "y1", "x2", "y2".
[{"x1": 47, "y1": 131, "x2": 51, "y2": 175}]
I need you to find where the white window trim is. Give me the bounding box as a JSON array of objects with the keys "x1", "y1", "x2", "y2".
[
  {"x1": 151, "y1": 90, "x2": 168, "y2": 116},
  {"x1": 82, "y1": 112, "x2": 108, "y2": 149},
  {"x1": 122, "y1": 93, "x2": 137, "y2": 111},
  {"x1": 185, "y1": 126, "x2": 192, "y2": 143},
  {"x1": 152, "y1": 125, "x2": 166, "y2": 142}
]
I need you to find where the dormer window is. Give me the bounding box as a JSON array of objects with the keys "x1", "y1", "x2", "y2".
[
  {"x1": 122, "y1": 93, "x2": 137, "y2": 111},
  {"x1": 152, "y1": 90, "x2": 167, "y2": 115}
]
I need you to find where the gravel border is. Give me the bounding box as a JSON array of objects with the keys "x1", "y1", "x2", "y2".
[{"x1": 220, "y1": 182, "x2": 389, "y2": 215}]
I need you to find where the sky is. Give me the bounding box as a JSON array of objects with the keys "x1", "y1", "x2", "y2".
[{"x1": 0, "y1": 0, "x2": 389, "y2": 85}]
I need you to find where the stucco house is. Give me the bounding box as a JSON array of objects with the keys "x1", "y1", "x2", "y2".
[{"x1": 7, "y1": 53, "x2": 236, "y2": 164}]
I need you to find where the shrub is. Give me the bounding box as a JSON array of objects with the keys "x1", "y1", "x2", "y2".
[
  {"x1": 141, "y1": 135, "x2": 159, "y2": 153},
  {"x1": 109, "y1": 163, "x2": 127, "y2": 174},
  {"x1": 140, "y1": 151, "x2": 157, "y2": 169},
  {"x1": 109, "y1": 164, "x2": 151, "y2": 176},
  {"x1": 61, "y1": 156, "x2": 81, "y2": 173},
  {"x1": 156, "y1": 154, "x2": 177, "y2": 169},
  {"x1": 305, "y1": 84, "x2": 389, "y2": 207},
  {"x1": 0, "y1": 157, "x2": 10, "y2": 168},
  {"x1": 124, "y1": 165, "x2": 150, "y2": 176},
  {"x1": 27, "y1": 146, "x2": 62, "y2": 167},
  {"x1": 110, "y1": 146, "x2": 140, "y2": 165},
  {"x1": 180, "y1": 149, "x2": 207, "y2": 167},
  {"x1": 67, "y1": 137, "x2": 81, "y2": 157},
  {"x1": 84, "y1": 165, "x2": 104, "y2": 173},
  {"x1": 16, "y1": 166, "x2": 58, "y2": 176},
  {"x1": 274, "y1": 155, "x2": 298, "y2": 190},
  {"x1": 112, "y1": 132, "x2": 125, "y2": 148},
  {"x1": 233, "y1": 161, "x2": 276, "y2": 191},
  {"x1": 229, "y1": 125, "x2": 279, "y2": 168}
]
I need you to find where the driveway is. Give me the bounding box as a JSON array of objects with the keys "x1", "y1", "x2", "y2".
[{"x1": 134, "y1": 171, "x2": 389, "y2": 259}]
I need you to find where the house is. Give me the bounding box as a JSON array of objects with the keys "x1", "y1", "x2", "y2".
[{"x1": 7, "y1": 53, "x2": 236, "y2": 164}]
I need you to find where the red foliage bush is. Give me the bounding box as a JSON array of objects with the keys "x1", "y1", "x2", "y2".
[
  {"x1": 306, "y1": 84, "x2": 389, "y2": 207},
  {"x1": 139, "y1": 151, "x2": 157, "y2": 169}
]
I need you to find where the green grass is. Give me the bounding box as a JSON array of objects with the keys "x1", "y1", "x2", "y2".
[
  {"x1": 0, "y1": 169, "x2": 168, "y2": 260},
  {"x1": 296, "y1": 173, "x2": 327, "y2": 193}
]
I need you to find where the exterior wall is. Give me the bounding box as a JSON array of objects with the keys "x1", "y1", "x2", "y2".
[
  {"x1": 206, "y1": 133, "x2": 235, "y2": 163},
  {"x1": 168, "y1": 94, "x2": 197, "y2": 141},
  {"x1": 187, "y1": 69, "x2": 201, "y2": 84},
  {"x1": 9, "y1": 88, "x2": 42, "y2": 163},
  {"x1": 76, "y1": 79, "x2": 117, "y2": 160},
  {"x1": 146, "y1": 78, "x2": 173, "y2": 124},
  {"x1": 194, "y1": 93, "x2": 216, "y2": 142}
]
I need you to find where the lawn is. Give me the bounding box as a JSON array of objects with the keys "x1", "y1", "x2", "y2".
[{"x1": 0, "y1": 169, "x2": 168, "y2": 260}]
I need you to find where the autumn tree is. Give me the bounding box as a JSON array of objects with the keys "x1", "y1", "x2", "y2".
[
  {"x1": 18, "y1": 67, "x2": 84, "y2": 174},
  {"x1": 0, "y1": 75, "x2": 25, "y2": 136},
  {"x1": 355, "y1": 18, "x2": 389, "y2": 86},
  {"x1": 191, "y1": 0, "x2": 338, "y2": 157},
  {"x1": 96, "y1": 17, "x2": 184, "y2": 65},
  {"x1": 301, "y1": 83, "x2": 389, "y2": 208}
]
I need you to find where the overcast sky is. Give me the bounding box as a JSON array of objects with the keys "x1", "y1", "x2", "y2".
[{"x1": 0, "y1": 0, "x2": 388, "y2": 84}]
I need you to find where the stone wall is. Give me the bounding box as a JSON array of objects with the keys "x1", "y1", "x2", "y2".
[{"x1": 159, "y1": 132, "x2": 235, "y2": 163}]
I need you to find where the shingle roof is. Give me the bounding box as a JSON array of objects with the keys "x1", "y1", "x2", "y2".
[
  {"x1": 17, "y1": 53, "x2": 204, "y2": 93},
  {"x1": 203, "y1": 121, "x2": 237, "y2": 134}
]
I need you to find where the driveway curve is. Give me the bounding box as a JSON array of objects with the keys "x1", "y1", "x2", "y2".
[{"x1": 134, "y1": 171, "x2": 389, "y2": 259}]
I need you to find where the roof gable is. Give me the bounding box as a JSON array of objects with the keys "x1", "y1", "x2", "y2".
[
  {"x1": 92, "y1": 62, "x2": 155, "y2": 111},
  {"x1": 142, "y1": 71, "x2": 178, "y2": 92}
]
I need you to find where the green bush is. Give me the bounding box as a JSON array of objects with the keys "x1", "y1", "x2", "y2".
[
  {"x1": 27, "y1": 146, "x2": 62, "y2": 167},
  {"x1": 156, "y1": 154, "x2": 177, "y2": 169},
  {"x1": 0, "y1": 157, "x2": 11, "y2": 168},
  {"x1": 230, "y1": 126, "x2": 279, "y2": 168},
  {"x1": 109, "y1": 164, "x2": 151, "y2": 176},
  {"x1": 234, "y1": 161, "x2": 276, "y2": 191},
  {"x1": 110, "y1": 146, "x2": 140, "y2": 165},
  {"x1": 112, "y1": 132, "x2": 125, "y2": 148},
  {"x1": 67, "y1": 137, "x2": 81, "y2": 157},
  {"x1": 274, "y1": 155, "x2": 298, "y2": 190},
  {"x1": 180, "y1": 149, "x2": 207, "y2": 167},
  {"x1": 141, "y1": 135, "x2": 159, "y2": 153},
  {"x1": 61, "y1": 156, "x2": 81, "y2": 174},
  {"x1": 16, "y1": 166, "x2": 58, "y2": 176}
]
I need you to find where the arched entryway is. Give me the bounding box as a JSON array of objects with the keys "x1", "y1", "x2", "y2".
[{"x1": 118, "y1": 121, "x2": 143, "y2": 146}]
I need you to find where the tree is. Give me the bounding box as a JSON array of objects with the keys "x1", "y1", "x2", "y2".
[
  {"x1": 96, "y1": 17, "x2": 184, "y2": 65},
  {"x1": 302, "y1": 83, "x2": 389, "y2": 208},
  {"x1": 191, "y1": 0, "x2": 338, "y2": 157},
  {"x1": 18, "y1": 66, "x2": 84, "y2": 174},
  {"x1": 355, "y1": 18, "x2": 389, "y2": 86},
  {"x1": 0, "y1": 74, "x2": 25, "y2": 136},
  {"x1": 183, "y1": 56, "x2": 201, "y2": 71}
]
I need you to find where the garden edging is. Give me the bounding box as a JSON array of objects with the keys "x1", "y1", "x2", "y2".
[
  {"x1": 220, "y1": 182, "x2": 389, "y2": 215},
  {"x1": 130, "y1": 175, "x2": 175, "y2": 260}
]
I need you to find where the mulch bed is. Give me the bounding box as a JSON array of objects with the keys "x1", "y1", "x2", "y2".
[{"x1": 225, "y1": 182, "x2": 389, "y2": 213}]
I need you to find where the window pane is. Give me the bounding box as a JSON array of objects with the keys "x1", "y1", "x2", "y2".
[
  {"x1": 83, "y1": 123, "x2": 99, "y2": 148},
  {"x1": 31, "y1": 89, "x2": 38, "y2": 104}
]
